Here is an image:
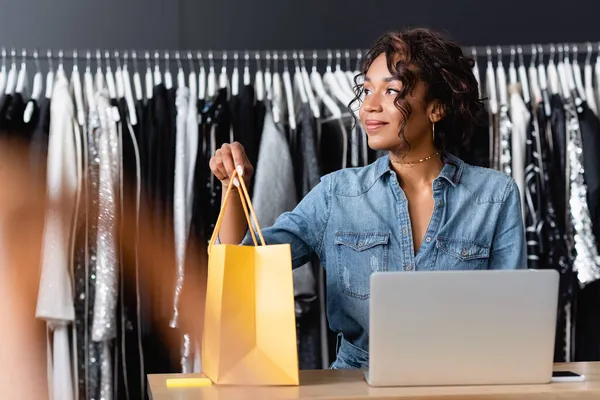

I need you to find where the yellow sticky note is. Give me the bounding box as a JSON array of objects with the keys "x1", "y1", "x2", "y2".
[{"x1": 166, "y1": 377, "x2": 213, "y2": 388}]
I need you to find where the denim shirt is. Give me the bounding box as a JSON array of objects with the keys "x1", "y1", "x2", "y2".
[{"x1": 242, "y1": 154, "x2": 527, "y2": 369}]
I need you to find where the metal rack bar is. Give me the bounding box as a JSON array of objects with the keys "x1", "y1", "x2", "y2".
[{"x1": 1, "y1": 41, "x2": 600, "y2": 63}]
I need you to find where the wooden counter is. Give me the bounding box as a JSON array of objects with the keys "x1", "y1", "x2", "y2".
[{"x1": 148, "y1": 362, "x2": 600, "y2": 399}]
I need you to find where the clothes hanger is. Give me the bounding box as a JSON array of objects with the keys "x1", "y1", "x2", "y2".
[
  {"x1": 299, "y1": 51, "x2": 320, "y2": 118},
  {"x1": 95, "y1": 49, "x2": 105, "y2": 91},
  {"x1": 130, "y1": 51, "x2": 144, "y2": 102},
  {"x1": 197, "y1": 51, "x2": 206, "y2": 100},
  {"x1": 45, "y1": 50, "x2": 55, "y2": 99},
  {"x1": 15, "y1": 49, "x2": 29, "y2": 96},
  {"x1": 556, "y1": 45, "x2": 570, "y2": 99},
  {"x1": 31, "y1": 50, "x2": 43, "y2": 100},
  {"x1": 0, "y1": 48, "x2": 6, "y2": 95},
  {"x1": 231, "y1": 52, "x2": 239, "y2": 96},
  {"x1": 243, "y1": 51, "x2": 251, "y2": 87},
  {"x1": 515, "y1": 46, "x2": 530, "y2": 104},
  {"x1": 265, "y1": 52, "x2": 273, "y2": 100},
  {"x1": 145, "y1": 51, "x2": 154, "y2": 100},
  {"x1": 310, "y1": 51, "x2": 342, "y2": 118},
  {"x1": 254, "y1": 52, "x2": 264, "y2": 101},
  {"x1": 334, "y1": 49, "x2": 353, "y2": 98},
  {"x1": 292, "y1": 51, "x2": 308, "y2": 105},
  {"x1": 84, "y1": 51, "x2": 95, "y2": 109},
  {"x1": 122, "y1": 51, "x2": 139, "y2": 125},
  {"x1": 153, "y1": 50, "x2": 162, "y2": 86},
  {"x1": 219, "y1": 51, "x2": 228, "y2": 90},
  {"x1": 471, "y1": 48, "x2": 481, "y2": 97},
  {"x1": 23, "y1": 50, "x2": 43, "y2": 123},
  {"x1": 70, "y1": 50, "x2": 86, "y2": 126},
  {"x1": 508, "y1": 46, "x2": 518, "y2": 86},
  {"x1": 5, "y1": 48, "x2": 17, "y2": 95},
  {"x1": 570, "y1": 45, "x2": 586, "y2": 100},
  {"x1": 354, "y1": 49, "x2": 362, "y2": 76},
  {"x1": 495, "y1": 47, "x2": 508, "y2": 107},
  {"x1": 344, "y1": 50, "x2": 355, "y2": 89},
  {"x1": 335, "y1": 49, "x2": 354, "y2": 99},
  {"x1": 324, "y1": 50, "x2": 352, "y2": 106},
  {"x1": 485, "y1": 47, "x2": 498, "y2": 114},
  {"x1": 584, "y1": 43, "x2": 598, "y2": 115},
  {"x1": 536, "y1": 45, "x2": 552, "y2": 117},
  {"x1": 176, "y1": 51, "x2": 185, "y2": 88},
  {"x1": 114, "y1": 51, "x2": 124, "y2": 99},
  {"x1": 272, "y1": 51, "x2": 284, "y2": 124},
  {"x1": 282, "y1": 52, "x2": 297, "y2": 130},
  {"x1": 547, "y1": 44, "x2": 560, "y2": 96},
  {"x1": 187, "y1": 51, "x2": 197, "y2": 103},
  {"x1": 207, "y1": 51, "x2": 216, "y2": 98},
  {"x1": 164, "y1": 51, "x2": 173, "y2": 89},
  {"x1": 105, "y1": 51, "x2": 118, "y2": 99}
]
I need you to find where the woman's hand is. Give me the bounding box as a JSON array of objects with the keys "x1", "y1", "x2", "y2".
[{"x1": 209, "y1": 142, "x2": 254, "y2": 187}]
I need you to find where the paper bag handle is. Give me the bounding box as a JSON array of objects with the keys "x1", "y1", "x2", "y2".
[{"x1": 208, "y1": 170, "x2": 266, "y2": 255}]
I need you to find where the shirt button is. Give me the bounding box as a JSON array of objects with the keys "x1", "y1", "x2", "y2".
[
  {"x1": 406, "y1": 264, "x2": 412, "y2": 271},
  {"x1": 438, "y1": 200, "x2": 444, "y2": 207},
  {"x1": 425, "y1": 236, "x2": 431, "y2": 243},
  {"x1": 358, "y1": 241, "x2": 364, "y2": 248},
  {"x1": 436, "y1": 181, "x2": 442, "y2": 186},
  {"x1": 403, "y1": 227, "x2": 408, "y2": 236},
  {"x1": 462, "y1": 248, "x2": 468, "y2": 256}
]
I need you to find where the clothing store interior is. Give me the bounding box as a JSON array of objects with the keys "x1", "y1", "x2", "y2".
[{"x1": 2, "y1": 0, "x2": 600, "y2": 399}]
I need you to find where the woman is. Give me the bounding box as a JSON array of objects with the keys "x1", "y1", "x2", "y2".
[{"x1": 210, "y1": 28, "x2": 527, "y2": 369}]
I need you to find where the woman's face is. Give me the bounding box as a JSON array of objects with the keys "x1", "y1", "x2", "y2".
[{"x1": 359, "y1": 53, "x2": 437, "y2": 155}]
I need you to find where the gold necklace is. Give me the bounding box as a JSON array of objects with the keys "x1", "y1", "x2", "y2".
[{"x1": 391, "y1": 151, "x2": 440, "y2": 165}]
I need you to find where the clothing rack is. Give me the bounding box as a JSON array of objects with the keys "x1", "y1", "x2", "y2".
[{"x1": 2, "y1": 41, "x2": 600, "y2": 66}]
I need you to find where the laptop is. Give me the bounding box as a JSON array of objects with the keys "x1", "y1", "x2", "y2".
[{"x1": 365, "y1": 269, "x2": 559, "y2": 387}]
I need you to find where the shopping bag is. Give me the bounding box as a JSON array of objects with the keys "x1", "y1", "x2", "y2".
[{"x1": 202, "y1": 171, "x2": 299, "y2": 385}]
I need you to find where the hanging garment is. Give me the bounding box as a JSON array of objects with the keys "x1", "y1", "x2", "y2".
[
  {"x1": 115, "y1": 98, "x2": 145, "y2": 400},
  {"x1": 508, "y1": 83, "x2": 530, "y2": 220},
  {"x1": 535, "y1": 99, "x2": 574, "y2": 363},
  {"x1": 295, "y1": 103, "x2": 324, "y2": 369},
  {"x1": 252, "y1": 105, "x2": 297, "y2": 226},
  {"x1": 234, "y1": 85, "x2": 259, "y2": 193},
  {"x1": 463, "y1": 106, "x2": 491, "y2": 168},
  {"x1": 91, "y1": 91, "x2": 121, "y2": 400},
  {"x1": 80, "y1": 101, "x2": 103, "y2": 400},
  {"x1": 523, "y1": 100, "x2": 543, "y2": 270},
  {"x1": 498, "y1": 102, "x2": 513, "y2": 176},
  {"x1": 573, "y1": 100, "x2": 600, "y2": 363},
  {"x1": 550, "y1": 94, "x2": 569, "y2": 231},
  {"x1": 564, "y1": 94, "x2": 600, "y2": 285},
  {"x1": 206, "y1": 89, "x2": 232, "y2": 237},
  {"x1": 3, "y1": 92, "x2": 26, "y2": 134},
  {"x1": 172, "y1": 86, "x2": 189, "y2": 332},
  {"x1": 577, "y1": 101, "x2": 600, "y2": 249},
  {"x1": 299, "y1": 103, "x2": 321, "y2": 197},
  {"x1": 319, "y1": 117, "x2": 348, "y2": 175},
  {"x1": 29, "y1": 97, "x2": 51, "y2": 180},
  {"x1": 36, "y1": 69, "x2": 78, "y2": 400}
]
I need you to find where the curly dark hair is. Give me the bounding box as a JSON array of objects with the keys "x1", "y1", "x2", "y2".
[{"x1": 350, "y1": 28, "x2": 485, "y2": 158}]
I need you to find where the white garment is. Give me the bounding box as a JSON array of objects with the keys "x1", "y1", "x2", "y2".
[
  {"x1": 186, "y1": 73, "x2": 199, "y2": 231},
  {"x1": 508, "y1": 83, "x2": 530, "y2": 220},
  {"x1": 172, "y1": 87, "x2": 190, "y2": 329},
  {"x1": 36, "y1": 69, "x2": 77, "y2": 400}
]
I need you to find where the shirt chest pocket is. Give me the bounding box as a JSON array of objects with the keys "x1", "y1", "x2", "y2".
[
  {"x1": 435, "y1": 236, "x2": 490, "y2": 270},
  {"x1": 335, "y1": 232, "x2": 390, "y2": 300}
]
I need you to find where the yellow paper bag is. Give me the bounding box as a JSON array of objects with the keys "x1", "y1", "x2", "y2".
[{"x1": 202, "y1": 171, "x2": 299, "y2": 386}]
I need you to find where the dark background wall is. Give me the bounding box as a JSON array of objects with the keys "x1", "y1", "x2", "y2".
[{"x1": 0, "y1": 0, "x2": 599, "y2": 52}]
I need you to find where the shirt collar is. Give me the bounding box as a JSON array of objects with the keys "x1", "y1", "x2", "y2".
[{"x1": 374, "y1": 153, "x2": 464, "y2": 187}]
